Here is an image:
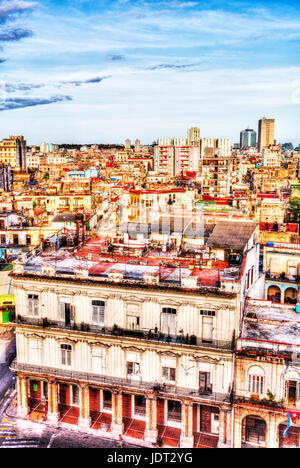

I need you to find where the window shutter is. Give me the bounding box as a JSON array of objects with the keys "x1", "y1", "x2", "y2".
[
  {"x1": 92, "y1": 306, "x2": 98, "y2": 324},
  {"x1": 161, "y1": 313, "x2": 169, "y2": 334},
  {"x1": 60, "y1": 302, "x2": 65, "y2": 321},
  {"x1": 99, "y1": 303, "x2": 105, "y2": 325},
  {"x1": 70, "y1": 305, "x2": 74, "y2": 322},
  {"x1": 33, "y1": 298, "x2": 39, "y2": 316},
  {"x1": 67, "y1": 350, "x2": 71, "y2": 367}
]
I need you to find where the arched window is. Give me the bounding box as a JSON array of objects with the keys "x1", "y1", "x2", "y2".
[{"x1": 248, "y1": 366, "x2": 265, "y2": 394}]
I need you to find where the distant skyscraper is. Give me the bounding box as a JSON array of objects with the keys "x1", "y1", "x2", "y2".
[
  {"x1": 134, "y1": 139, "x2": 141, "y2": 152},
  {"x1": 187, "y1": 127, "x2": 200, "y2": 144},
  {"x1": 258, "y1": 118, "x2": 275, "y2": 152},
  {"x1": 240, "y1": 129, "x2": 257, "y2": 148},
  {"x1": 125, "y1": 139, "x2": 131, "y2": 150}
]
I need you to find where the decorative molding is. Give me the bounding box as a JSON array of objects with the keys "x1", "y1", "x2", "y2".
[
  {"x1": 157, "y1": 299, "x2": 181, "y2": 307},
  {"x1": 109, "y1": 293, "x2": 122, "y2": 300},
  {"x1": 20, "y1": 286, "x2": 45, "y2": 293},
  {"x1": 56, "y1": 290, "x2": 75, "y2": 296},
  {"x1": 194, "y1": 355, "x2": 220, "y2": 364},
  {"x1": 87, "y1": 292, "x2": 110, "y2": 300},
  {"x1": 55, "y1": 336, "x2": 78, "y2": 345},
  {"x1": 122, "y1": 346, "x2": 145, "y2": 353},
  {"x1": 157, "y1": 351, "x2": 180, "y2": 358},
  {"x1": 89, "y1": 341, "x2": 111, "y2": 349},
  {"x1": 24, "y1": 333, "x2": 45, "y2": 341},
  {"x1": 196, "y1": 303, "x2": 221, "y2": 311},
  {"x1": 122, "y1": 295, "x2": 143, "y2": 304}
]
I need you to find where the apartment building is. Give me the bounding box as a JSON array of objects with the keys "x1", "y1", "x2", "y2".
[
  {"x1": 234, "y1": 298, "x2": 300, "y2": 448},
  {"x1": 121, "y1": 188, "x2": 196, "y2": 223},
  {"x1": 262, "y1": 146, "x2": 281, "y2": 168},
  {"x1": 10, "y1": 221, "x2": 259, "y2": 448},
  {"x1": 200, "y1": 156, "x2": 239, "y2": 196},
  {"x1": 0, "y1": 136, "x2": 27, "y2": 170},
  {"x1": 154, "y1": 145, "x2": 200, "y2": 177},
  {"x1": 200, "y1": 139, "x2": 231, "y2": 158}
]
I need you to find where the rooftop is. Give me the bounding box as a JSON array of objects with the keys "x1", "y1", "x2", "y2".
[
  {"x1": 207, "y1": 221, "x2": 257, "y2": 250},
  {"x1": 12, "y1": 234, "x2": 239, "y2": 294},
  {"x1": 239, "y1": 299, "x2": 300, "y2": 352}
]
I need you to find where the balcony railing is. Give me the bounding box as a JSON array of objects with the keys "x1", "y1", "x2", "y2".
[
  {"x1": 13, "y1": 317, "x2": 233, "y2": 351},
  {"x1": 10, "y1": 361, "x2": 231, "y2": 403}
]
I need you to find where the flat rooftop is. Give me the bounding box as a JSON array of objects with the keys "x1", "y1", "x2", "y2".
[
  {"x1": 240, "y1": 300, "x2": 300, "y2": 351},
  {"x1": 17, "y1": 237, "x2": 235, "y2": 290}
]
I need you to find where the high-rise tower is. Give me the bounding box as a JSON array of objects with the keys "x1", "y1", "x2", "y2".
[{"x1": 258, "y1": 118, "x2": 275, "y2": 152}]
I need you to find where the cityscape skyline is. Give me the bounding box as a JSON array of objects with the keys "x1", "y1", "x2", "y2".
[{"x1": 0, "y1": 0, "x2": 299, "y2": 144}]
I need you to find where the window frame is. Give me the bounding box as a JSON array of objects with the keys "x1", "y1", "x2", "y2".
[
  {"x1": 60, "y1": 343, "x2": 72, "y2": 368},
  {"x1": 28, "y1": 294, "x2": 39, "y2": 317},
  {"x1": 92, "y1": 300, "x2": 105, "y2": 327},
  {"x1": 161, "y1": 307, "x2": 177, "y2": 336},
  {"x1": 162, "y1": 366, "x2": 176, "y2": 383},
  {"x1": 248, "y1": 374, "x2": 264, "y2": 395}
]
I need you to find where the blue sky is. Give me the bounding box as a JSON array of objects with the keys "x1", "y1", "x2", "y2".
[{"x1": 0, "y1": 0, "x2": 300, "y2": 145}]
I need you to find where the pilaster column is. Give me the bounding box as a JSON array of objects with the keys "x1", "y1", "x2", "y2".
[
  {"x1": 268, "y1": 413, "x2": 278, "y2": 448},
  {"x1": 84, "y1": 386, "x2": 90, "y2": 421},
  {"x1": 47, "y1": 381, "x2": 53, "y2": 414},
  {"x1": 16, "y1": 376, "x2": 22, "y2": 409},
  {"x1": 151, "y1": 398, "x2": 157, "y2": 431},
  {"x1": 233, "y1": 407, "x2": 242, "y2": 448},
  {"x1": 21, "y1": 377, "x2": 29, "y2": 416},
  {"x1": 145, "y1": 397, "x2": 158, "y2": 443},
  {"x1": 78, "y1": 385, "x2": 91, "y2": 429},
  {"x1": 112, "y1": 392, "x2": 117, "y2": 425},
  {"x1": 218, "y1": 407, "x2": 230, "y2": 448},
  {"x1": 16, "y1": 376, "x2": 28, "y2": 417},
  {"x1": 47, "y1": 381, "x2": 59, "y2": 423},
  {"x1": 187, "y1": 404, "x2": 193, "y2": 439},
  {"x1": 182, "y1": 402, "x2": 188, "y2": 436},
  {"x1": 111, "y1": 391, "x2": 124, "y2": 435},
  {"x1": 180, "y1": 401, "x2": 194, "y2": 448},
  {"x1": 116, "y1": 392, "x2": 123, "y2": 426},
  {"x1": 146, "y1": 397, "x2": 152, "y2": 431}
]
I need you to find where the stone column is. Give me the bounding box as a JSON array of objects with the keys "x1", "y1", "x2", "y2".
[
  {"x1": 268, "y1": 412, "x2": 278, "y2": 448},
  {"x1": 218, "y1": 407, "x2": 230, "y2": 448},
  {"x1": 187, "y1": 404, "x2": 193, "y2": 439},
  {"x1": 111, "y1": 391, "x2": 124, "y2": 435},
  {"x1": 152, "y1": 398, "x2": 157, "y2": 431},
  {"x1": 20, "y1": 377, "x2": 29, "y2": 416},
  {"x1": 78, "y1": 385, "x2": 91, "y2": 429},
  {"x1": 145, "y1": 397, "x2": 158, "y2": 443},
  {"x1": 180, "y1": 401, "x2": 194, "y2": 448},
  {"x1": 47, "y1": 381, "x2": 59, "y2": 423},
  {"x1": 16, "y1": 376, "x2": 22, "y2": 410},
  {"x1": 47, "y1": 381, "x2": 53, "y2": 415},
  {"x1": 16, "y1": 376, "x2": 28, "y2": 417},
  {"x1": 233, "y1": 407, "x2": 242, "y2": 448}
]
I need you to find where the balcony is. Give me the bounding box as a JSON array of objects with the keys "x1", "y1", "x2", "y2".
[
  {"x1": 10, "y1": 361, "x2": 231, "y2": 403},
  {"x1": 234, "y1": 395, "x2": 285, "y2": 412},
  {"x1": 13, "y1": 316, "x2": 233, "y2": 351},
  {"x1": 265, "y1": 271, "x2": 298, "y2": 285}
]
